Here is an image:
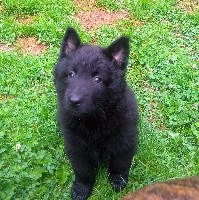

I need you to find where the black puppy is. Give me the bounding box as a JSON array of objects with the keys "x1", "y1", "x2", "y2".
[{"x1": 54, "y1": 27, "x2": 139, "y2": 200}]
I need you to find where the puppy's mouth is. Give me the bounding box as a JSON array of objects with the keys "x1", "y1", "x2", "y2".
[
  {"x1": 66, "y1": 101, "x2": 86, "y2": 114},
  {"x1": 68, "y1": 103, "x2": 98, "y2": 118},
  {"x1": 69, "y1": 102, "x2": 81, "y2": 109}
]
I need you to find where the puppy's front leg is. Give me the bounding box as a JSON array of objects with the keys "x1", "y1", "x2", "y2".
[
  {"x1": 69, "y1": 152, "x2": 96, "y2": 200},
  {"x1": 109, "y1": 150, "x2": 134, "y2": 192}
]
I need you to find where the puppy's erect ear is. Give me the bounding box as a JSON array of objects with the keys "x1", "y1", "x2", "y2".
[
  {"x1": 104, "y1": 36, "x2": 130, "y2": 70},
  {"x1": 60, "y1": 27, "x2": 81, "y2": 58}
]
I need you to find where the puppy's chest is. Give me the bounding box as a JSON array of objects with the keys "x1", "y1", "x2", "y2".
[
  {"x1": 88, "y1": 136, "x2": 114, "y2": 164},
  {"x1": 68, "y1": 117, "x2": 119, "y2": 138},
  {"x1": 69, "y1": 117, "x2": 122, "y2": 161},
  {"x1": 87, "y1": 127, "x2": 113, "y2": 151},
  {"x1": 83, "y1": 121, "x2": 119, "y2": 162},
  {"x1": 67, "y1": 123, "x2": 115, "y2": 162}
]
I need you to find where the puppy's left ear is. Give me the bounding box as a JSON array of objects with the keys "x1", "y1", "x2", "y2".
[{"x1": 104, "y1": 36, "x2": 130, "y2": 70}]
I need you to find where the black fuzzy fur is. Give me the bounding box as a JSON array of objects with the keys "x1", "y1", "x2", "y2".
[{"x1": 54, "y1": 27, "x2": 139, "y2": 200}]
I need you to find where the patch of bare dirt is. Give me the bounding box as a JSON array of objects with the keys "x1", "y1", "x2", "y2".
[
  {"x1": 0, "y1": 43, "x2": 15, "y2": 52},
  {"x1": 0, "y1": 94, "x2": 15, "y2": 102},
  {"x1": 129, "y1": 17, "x2": 144, "y2": 26},
  {"x1": 17, "y1": 16, "x2": 35, "y2": 25},
  {"x1": 143, "y1": 82, "x2": 166, "y2": 130},
  {"x1": 178, "y1": 0, "x2": 199, "y2": 13},
  {"x1": 16, "y1": 37, "x2": 47, "y2": 55},
  {"x1": 74, "y1": 0, "x2": 142, "y2": 30},
  {"x1": 76, "y1": 9, "x2": 128, "y2": 30},
  {"x1": 147, "y1": 100, "x2": 159, "y2": 122},
  {"x1": 147, "y1": 101, "x2": 166, "y2": 130},
  {"x1": 0, "y1": 6, "x2": 4, "y2": 12},
  {"x1": 75, "y1": 0, "x2": 97, "y2": 11}
]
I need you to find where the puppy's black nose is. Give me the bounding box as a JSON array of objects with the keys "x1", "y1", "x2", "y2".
[{"x1": 69, "y1": 95, "x2": 82, "y2": 107}]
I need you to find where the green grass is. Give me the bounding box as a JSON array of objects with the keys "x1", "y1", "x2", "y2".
[{"x1": 0, "y1": 0, "x2": 198, "y2": 199}]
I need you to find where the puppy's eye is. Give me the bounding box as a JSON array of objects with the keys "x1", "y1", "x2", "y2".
[
  {"x1": 94, "y1": 76, "x2": 102, "y2": 83},
  {"x1": 68, "y1": 71, "x2": 75, "y2": 78}
]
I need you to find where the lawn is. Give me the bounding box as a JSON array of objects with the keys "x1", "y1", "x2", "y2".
[{"x1": 0, "y1": 0, "x2": 198, "y2": 199}]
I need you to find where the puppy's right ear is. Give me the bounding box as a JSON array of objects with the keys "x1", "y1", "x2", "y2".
[{"x1": 60, "y1": 27, "x2": 81, "y2": 58}]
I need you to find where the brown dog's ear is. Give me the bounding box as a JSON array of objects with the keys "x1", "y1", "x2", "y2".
[
  {"x1": 104, "y1": 36, "x2": 130, "y2": 70},
  {"x1": 60, "y1": 27, "x2": 81, "y2": 58}
]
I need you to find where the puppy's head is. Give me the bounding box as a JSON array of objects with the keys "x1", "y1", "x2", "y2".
[{"x1": 54, "y1": 27, "x2": 130, "y2": 117}]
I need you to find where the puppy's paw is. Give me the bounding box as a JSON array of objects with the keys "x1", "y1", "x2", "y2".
[
  {"x1": 71, "y1": 182, "x2": 91, "y2": 200},
  {"x1": 110, "y1": 175, "x2": 127, "y2": 192}
]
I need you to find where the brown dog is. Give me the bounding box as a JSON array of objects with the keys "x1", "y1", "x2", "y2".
[{"x1": 122, "y1": 176, "x2": 199, "y2": 200}]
